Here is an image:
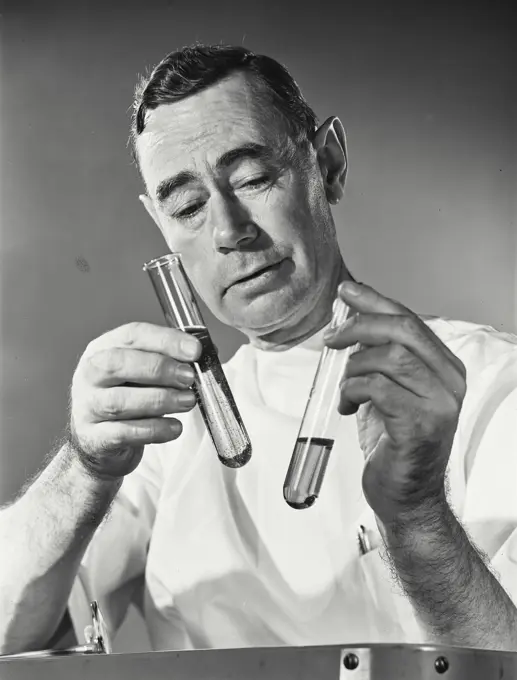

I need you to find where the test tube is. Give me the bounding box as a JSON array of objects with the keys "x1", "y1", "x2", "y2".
[
  {"x1": 283, "y1": 297, "x2": 355, "y2": 508},
  {"x1": 143, "y1": 254, "x2": 252, "y2": 468}
]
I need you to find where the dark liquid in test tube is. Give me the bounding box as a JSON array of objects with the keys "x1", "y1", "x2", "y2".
[
  {"x1": 185, "y1": 325, "x2": 251, "y2": 468},
  {"x1": 283, "y1": 436, "x2": 335, "y2": 509},
  {"x1": 144, "y1": 253, "x2": 252, "y2": 469}
]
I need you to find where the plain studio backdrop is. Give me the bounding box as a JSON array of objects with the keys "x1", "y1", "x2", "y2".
[{"x1": 1, "y1": 0, "x2": 516, "y2": 652}]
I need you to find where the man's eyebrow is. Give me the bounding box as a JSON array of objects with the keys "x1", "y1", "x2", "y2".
[
  {"x1": 155, "y1": 144, "x2": 272, "y2": 204},
  {"x1": 215, "y1": 143, "x2": 272, "y2": 170},
  {"x1": 156, "y1": 171, "x2": 197, "y2": 204}
]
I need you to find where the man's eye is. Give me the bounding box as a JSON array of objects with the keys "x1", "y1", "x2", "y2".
[
  {"x1": 238, "y1": 175, "x2": 270, "y2": 189},
  {"x1": 176, "y1": 202, "x2": 204, "y2": 219}
]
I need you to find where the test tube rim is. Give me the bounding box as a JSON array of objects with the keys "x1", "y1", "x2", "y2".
[{"x1": 143, "y1": 252, "x2": 183, "y2": 272}]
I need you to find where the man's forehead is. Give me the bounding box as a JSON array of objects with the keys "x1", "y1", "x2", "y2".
[
  {"x1": 136, "y1": 74, "x2": 281, "y2": 192},
  {"x1": 138, "y1": 74, "x2": 271, "y2": 156}
]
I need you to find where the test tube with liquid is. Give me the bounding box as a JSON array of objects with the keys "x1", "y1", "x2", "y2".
[
  {"x1": 283, "y1": 297, "x2": 355, "y2": 508},
  {"x1": 143, "y1": 254, "x2": 251, "y2": 468}
]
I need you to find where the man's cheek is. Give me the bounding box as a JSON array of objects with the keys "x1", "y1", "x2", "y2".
[{"x1": 194, "y1": 283, "x2": 220, "y2": 318}]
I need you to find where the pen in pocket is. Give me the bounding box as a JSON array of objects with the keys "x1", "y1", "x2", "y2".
[{"x1": 357, "y1": 524, "x2": 371, "y2": 556}]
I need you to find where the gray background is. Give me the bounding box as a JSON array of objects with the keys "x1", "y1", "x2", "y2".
[{"x1": 1, "y1": 0, "x2": 516, "y2": 650}]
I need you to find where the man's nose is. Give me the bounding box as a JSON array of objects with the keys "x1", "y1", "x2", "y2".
[{"x1": 211, "y1": 193, "x2": 259, "y2": 253}]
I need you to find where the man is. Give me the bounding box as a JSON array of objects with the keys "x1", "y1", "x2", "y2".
[{"x1": 0, "y1": 44, "x2": 516, "y2": 655}]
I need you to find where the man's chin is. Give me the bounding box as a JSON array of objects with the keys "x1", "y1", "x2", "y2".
[{"x1": 224, "y1": 289, "x2": 304, "y2": 334}]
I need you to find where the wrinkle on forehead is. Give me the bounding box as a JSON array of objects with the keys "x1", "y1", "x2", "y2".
[
  {"x1": 142, "y1": 74, "x2": 267, "y2": 131},
  {"x1": 143, "y1": 74, "x2": 264, "y2": 135},
  {"x1": 140, "y1": 108, "x2": 230, "y2": 159},
  {"x1": 136, "y1": 73, "x2": 305, "y2": 192}
]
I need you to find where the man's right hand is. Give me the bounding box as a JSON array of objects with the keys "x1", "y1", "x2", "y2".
[{"x1": 69, "y1": 322, "x2": 202, "y2": 481}]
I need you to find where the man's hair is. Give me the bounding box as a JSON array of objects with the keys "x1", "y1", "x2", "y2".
[{"x1": 129, "y1": 44, "x2": 318, "y2": 170}]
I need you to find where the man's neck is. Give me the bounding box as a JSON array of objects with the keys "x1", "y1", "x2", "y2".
[{"x1": 248, "y1": 259, "x2": 352, "y2": 353}]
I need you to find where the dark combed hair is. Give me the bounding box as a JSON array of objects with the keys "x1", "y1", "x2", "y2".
[{"x1": 129, "y1": 44, "x2": 318, "y2": 169}]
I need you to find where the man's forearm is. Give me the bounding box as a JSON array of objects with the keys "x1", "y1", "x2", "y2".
[
  {"x1": 0, "y1": 440, "x2": 121, "y2": 654},
  {"x1": 379, "y1": 501, "x2": 517, "y2": 651}
]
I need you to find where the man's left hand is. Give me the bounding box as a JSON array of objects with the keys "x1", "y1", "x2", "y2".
[{"x1": 324, "y1": 281, "x2": 467, "y2": 524}]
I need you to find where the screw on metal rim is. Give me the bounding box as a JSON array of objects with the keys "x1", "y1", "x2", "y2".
[
  {"x1": 343, "y1": 653, "x2": 360, "y2": 670},
  {"x1": 434, "y1": 655, "x2": 450, "y2": 673}
]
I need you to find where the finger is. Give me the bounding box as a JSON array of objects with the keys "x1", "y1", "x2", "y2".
[
  {"x1": 337, "y1": 282, "x2": 466, "y2": 379},
  {"x1": 338, "y1": 281, "x2": 409, "y2": 316},
  {"x1": 339, "y1": 374, "x2": 381, "y2": 416},
  {"x1": 339, "y1": 373, "x2": 413, "y2": 418},
  {"x1": 344, "y1": 343, "x2": 456, "y2": 402},
  {"x1": 85, "y1": 349, "x2": 196, "y2": 388},
  {"x1": 327, "y1": 314, "x2": 466, "y2": 400},
  {"x1": 86, "y1": 322, "x2": 202, "y2": 362},
  {"x1": 339, "y1": 373, "x2": 457, "y2": 433},
  {"x1": 90, "y1": 386, "x2": 197, "y2": 422},
  {"x1": 94, "y1": 417, "x2": 183, "y2": 448}
]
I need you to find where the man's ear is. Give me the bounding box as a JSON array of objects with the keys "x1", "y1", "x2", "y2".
[{"x1": 312, "y1": 116, "x2": 348, "y2": 204}]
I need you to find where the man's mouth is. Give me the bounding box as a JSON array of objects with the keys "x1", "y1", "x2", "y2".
[
  {"x1": 225, "y1": 259, "x2": 285, "y2": 293},
  {"x1": 237, "y1": 261, "x2": 283, "y2": 283}
]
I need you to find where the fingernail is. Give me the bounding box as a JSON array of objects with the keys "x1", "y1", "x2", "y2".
[
  {"x1": 340, "y1": 281, "x2": 362, "y2": 296},
  {"x1": 177, "y1": 391, "x2": 197, "y2": 408},
  {"x1": 169, "y1": 419, "x2": 183, "y2": 436},
  {"x1": 181, "y1": 336, "x2": 200, "y2": 360},
  {"x1": 177, "y1": 364, "x2": 195, "y2": 386}
]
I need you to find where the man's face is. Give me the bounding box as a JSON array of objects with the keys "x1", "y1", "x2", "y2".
[{"x1": 137, "y1": 72, "x2": 340, "y2": 335}]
